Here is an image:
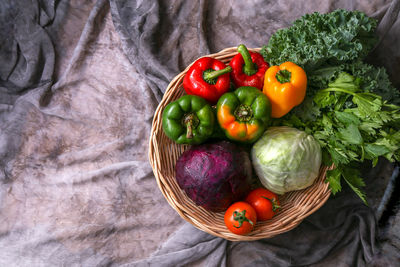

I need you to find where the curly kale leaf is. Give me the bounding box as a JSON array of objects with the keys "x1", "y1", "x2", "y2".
[{"x1": 261, "y1": 9, "x2": 378, "y2": 72}]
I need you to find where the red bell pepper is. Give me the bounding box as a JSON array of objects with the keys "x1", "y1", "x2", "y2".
[
  {"x1": 229, "y1": 44, "x2": 269, "y2": 90},
  {"x1": 183, "y1": 57, "x2": 232, "y2": 104}
]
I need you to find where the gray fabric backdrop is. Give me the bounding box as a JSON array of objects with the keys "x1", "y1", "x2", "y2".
[{"x1": 0, "y1": 0, "x2": 399, "y2": 266}]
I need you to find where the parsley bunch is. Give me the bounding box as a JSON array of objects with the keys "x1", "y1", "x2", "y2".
[{"x1": 279, "y1": 73, "x2": 400, "y2": 203}]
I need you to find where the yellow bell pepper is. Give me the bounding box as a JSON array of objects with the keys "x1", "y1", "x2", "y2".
[{"x1": 263, "y1": 62, "x2": 307, "y2": 118}]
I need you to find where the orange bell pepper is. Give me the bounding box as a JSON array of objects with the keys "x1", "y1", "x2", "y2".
[
  {"x1": 263, "y1": 62, "x2": 307, "y2": 118},
  {"x1": 216, "y1": 86, "x2": 271, "y2": 143}
]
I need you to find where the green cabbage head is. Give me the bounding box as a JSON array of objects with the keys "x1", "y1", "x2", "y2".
[{"x1": 251, "y1": 126, "x2": 322, "y2": 194}]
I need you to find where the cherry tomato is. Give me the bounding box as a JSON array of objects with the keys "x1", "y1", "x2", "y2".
[
  {"x1": 224, "y1": 201, "x2": 257, "y2": 235},
  {"x1": 245, "y1": 188, "x2": 280, "y2": 221}
]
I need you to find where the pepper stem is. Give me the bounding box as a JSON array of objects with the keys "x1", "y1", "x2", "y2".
[
  {"x1": 232, "y1": 210, "x2": 253, "y2": 228},
  {"x1": 276, "y1": 69, "x2": 292, "y2": 84},
  {"x1": 237, "y1": 44, "x2": 257, "y2": 76},
  {"x1": 203, "y1": 66, "x2": 232, "y2": 85},
  {"x1": 262, "y1": 196, "x2": 281, "y2": 212},
  {"x1": 182, "y1": 113, "x2": 199, "y2": 139},
  {"x1": 234, "y1": 104, "x2": 253, "y2": 122}
]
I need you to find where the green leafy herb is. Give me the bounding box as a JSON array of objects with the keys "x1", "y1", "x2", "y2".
[{"x1": 279, "y1": 72, "x2": 400, "y2": 204}]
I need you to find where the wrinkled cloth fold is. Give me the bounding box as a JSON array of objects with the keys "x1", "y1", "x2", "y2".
[{"x1": 124, "y1": 164, "x2": 387, "y2": 267}]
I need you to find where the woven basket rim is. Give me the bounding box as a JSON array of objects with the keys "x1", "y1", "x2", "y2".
[{"x1": 148, "y1": 47, "x2": 331, "y2": 241}]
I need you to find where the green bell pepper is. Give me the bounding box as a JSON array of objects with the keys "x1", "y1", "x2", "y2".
[
  {"x1": 216, "y1": 86, "x2": 271, "y2": 143},
  {"x1": 162, "y1": 95, "x2": 215, "y2": 144}
]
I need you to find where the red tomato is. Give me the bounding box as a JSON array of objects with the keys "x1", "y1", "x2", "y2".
[
  {"x1": 224, "y1": 201, "x2": 257, "y2": 235},
  {"x1": 245, "y1": 188, "x2": 280, "y2": 221}
]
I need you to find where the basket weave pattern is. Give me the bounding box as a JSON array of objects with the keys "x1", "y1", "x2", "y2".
[{"x1": 148, "y1": 47, "x2": 332, "y2": 241}]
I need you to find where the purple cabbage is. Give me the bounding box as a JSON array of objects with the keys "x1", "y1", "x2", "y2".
[{"x1": 175, "y1": 141, "x2": 252, "y2": 212}]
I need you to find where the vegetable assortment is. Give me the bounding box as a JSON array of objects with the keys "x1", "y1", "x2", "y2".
[
  {"x1": 261, "y1": 9, "x2": 400, "y2": 203},
  {"x1": 160, "y1": 9, "x2": 400, "y2": 235}
]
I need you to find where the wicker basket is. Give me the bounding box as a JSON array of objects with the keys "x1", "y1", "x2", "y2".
[{"x1": 148, "y1": 47, "x2": 332, "y2": 241}]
